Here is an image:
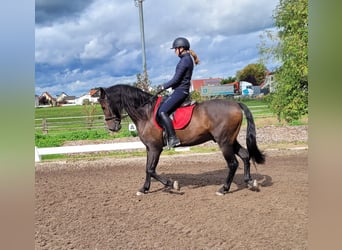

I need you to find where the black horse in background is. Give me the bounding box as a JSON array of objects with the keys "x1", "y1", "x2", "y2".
[{"x1": 98, "y1": 84, "x2": 265, "y2": 195}]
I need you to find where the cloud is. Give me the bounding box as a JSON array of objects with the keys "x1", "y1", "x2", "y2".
[
  {"x1": 35, "y1": 0, "x2": 95, "y2": 25},
  {"x1": 80, "y1": 37, "x2": 113, "y2": 60},
  {"x1": 35, "y1": 0, "x2": 279, "y2": 97}
]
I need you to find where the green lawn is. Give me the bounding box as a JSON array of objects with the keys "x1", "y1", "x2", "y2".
[
  {"x1": 35, "y1": 98, "x2": 306, "y2": 149},
  {"x1": 35, "y1": 104, "x2": 103, "y2": 118}
]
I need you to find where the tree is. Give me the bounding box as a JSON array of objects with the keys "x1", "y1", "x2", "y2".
[
  {"x1": 134, "y1": 72, "x2": 151, "y2": 93},
  {"x1": 220, "y1": 76, "x2": 236, "y2": 85},
  {"x1": 190, "y1": 89, "x2": 202, "y2": 102},
  {"x1": 260, "y1": 0, "x2": 308, "y2": 122},
  {"x1": 236, "y1": 63, "x2": 267, "y2": 85},
  {"x1": 82, "y1": 102, "x2": 97, "y2": 129}
]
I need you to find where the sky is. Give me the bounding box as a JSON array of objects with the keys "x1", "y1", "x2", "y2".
[{"x1": 35, "y1": 0, "x2": 279, "y2": 97}]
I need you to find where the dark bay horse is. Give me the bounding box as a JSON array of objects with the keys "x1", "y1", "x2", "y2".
[{"x1": 98, "y1": 84, "x2": 265, "y2": 195}]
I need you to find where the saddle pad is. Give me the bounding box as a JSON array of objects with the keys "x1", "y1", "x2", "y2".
[{"x1": 153, "y1": 96, "x2": 195, "y2": 130}]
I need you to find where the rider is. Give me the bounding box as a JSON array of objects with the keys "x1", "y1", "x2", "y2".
[{"x1": 157, "y1": 37, "x2": 200, "y2": 148}]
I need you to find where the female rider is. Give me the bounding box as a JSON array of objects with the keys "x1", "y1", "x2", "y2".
[{"x1": 157, "y1": 37, "x2": 200, "y2": 148}]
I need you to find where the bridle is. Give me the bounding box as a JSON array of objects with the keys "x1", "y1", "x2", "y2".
[
  {"x1": 104, "y1": 115, "x2": 121, "y2": 122},
  {"x1": 98, "y1": 98, "x2": 120, "y2": 121},
  {"x1": 98, "y1": 97, "x2": 128, "y2": 122}
]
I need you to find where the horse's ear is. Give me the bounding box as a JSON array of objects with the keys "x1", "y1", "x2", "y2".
[{"x1": 99, "y1": 87, "x2": 106, "y2": 99}]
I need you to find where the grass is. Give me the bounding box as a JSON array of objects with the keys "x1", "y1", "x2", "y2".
[
  {"x1": 249, "y1": 114, "x2": 308, "y2": 128},
  {"x1": 35, "y1": 98, "x2": 308, "y2": 161},
  {"x1": 35, "y1": 104, "x2": 104, "y2": 118}
]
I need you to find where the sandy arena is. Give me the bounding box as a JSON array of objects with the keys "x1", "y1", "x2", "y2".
[{"x1": 35, "y1": 142, "x2": 308, "y2": 249}]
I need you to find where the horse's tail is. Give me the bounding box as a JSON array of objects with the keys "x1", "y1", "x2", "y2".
[{"x1": 238, "y1": 102, "x2": 265, "y2": 164}]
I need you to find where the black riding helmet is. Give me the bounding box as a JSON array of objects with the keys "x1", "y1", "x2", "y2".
[{"x1": 170, "y1": 37, "x2": 190, "y2": 50}]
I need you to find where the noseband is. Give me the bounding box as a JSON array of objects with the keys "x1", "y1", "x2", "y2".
[{"x1": 105, "y1": 116, "x2": 121, "y2": 122}]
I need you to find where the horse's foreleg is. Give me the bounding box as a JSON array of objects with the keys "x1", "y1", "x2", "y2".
[
  {"x1": 137, "y1": 150, "x2": 161, "y2": 195},
  {"x1": 137, "y1": 148, "x2": 179, "y2": 195},
  {"x1": 151, "y1": 173, "x2": 179, "y2": 190},
  {"x1": 137, "y1": 149, "x2": 160, "y2": 195}
]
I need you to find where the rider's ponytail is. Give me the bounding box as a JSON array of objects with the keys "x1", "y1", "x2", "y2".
[{"x1": 189, "y1": 50, "x2": 200, "y2": 65}]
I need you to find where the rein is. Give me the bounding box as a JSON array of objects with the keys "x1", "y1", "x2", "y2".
[{"x1": 141, "y1": 89, "x2": 164, "y2": 107}]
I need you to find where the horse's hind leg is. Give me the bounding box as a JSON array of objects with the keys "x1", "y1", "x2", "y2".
[
  {"x1": 234, "y1": 141, "x2": 251, "y2": 184},
  {"x1": 234, "y1": 141, "x2": 259, "y2": 191},
  {"x1": 216, "y1": 144, "x2": 239, "y2": 195}
]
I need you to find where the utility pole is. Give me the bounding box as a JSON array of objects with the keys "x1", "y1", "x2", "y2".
[{"x1": 134, "y1": 0, "x2": 147, "y2": 78}]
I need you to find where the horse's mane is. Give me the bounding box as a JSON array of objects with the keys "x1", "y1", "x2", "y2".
[{"x1": 106, "y1": 84, "x2": 155, "y2": 121}]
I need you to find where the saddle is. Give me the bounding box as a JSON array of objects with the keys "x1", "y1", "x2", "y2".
[{"x1": 153, "y1": 96, "x2": 196, "y2": 130}]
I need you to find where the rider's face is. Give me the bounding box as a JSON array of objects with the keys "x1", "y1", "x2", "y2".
[{"x1": 175, "y1": 47, "x2": 183, "y2": 56}]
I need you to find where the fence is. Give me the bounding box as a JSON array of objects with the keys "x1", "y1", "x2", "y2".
[
  {"x1": 35, "y1": 105, "x2": 272, "y2": 134},
  {"x1": 35, "y1": 115, "x2": 108, "y2": 134},
  {"x1": 34, "y1": 114, "x2": 139, "y2": 161},
  {"x1": 247, "y1": 105, "x2": 274, "y2": 118},
  {"x1": 34, "y1": 105, "x2": 273, "y2": 161},
  {"x1": 35, "y1": 115, "x2": 139, "y2": 138},
  {"x1": 35, "y1": 142, "x2": 145, "y2": 162}
]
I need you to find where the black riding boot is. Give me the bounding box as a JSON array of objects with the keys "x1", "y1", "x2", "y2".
[{"x1": 159, "y1": 112, "x2": 181, "y2": 147}]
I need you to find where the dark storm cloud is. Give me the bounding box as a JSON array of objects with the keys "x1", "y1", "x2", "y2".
[{"x1": 35, "y1": 0, "x2": 94, "y2": 24}]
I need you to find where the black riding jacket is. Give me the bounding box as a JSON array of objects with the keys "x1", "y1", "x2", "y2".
[{"x1": 163, "y1": 52, "x2": 194, "y2": 94}]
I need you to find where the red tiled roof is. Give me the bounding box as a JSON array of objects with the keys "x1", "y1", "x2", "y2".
[
  {"x1": 89, "y1": 88, "x2": 100, "y2": 96},
  {"x1": 191, "y1": 78, "x2": 222, "y2": 91}
]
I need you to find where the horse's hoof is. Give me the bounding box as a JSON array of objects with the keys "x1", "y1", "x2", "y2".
[
  {"x1": 173, "y1": 181, "x2": 180, "y2": 191},
  {"x1": 136, "y1": 190, "x2": 147, "y2": 196},
  {"x1": 216, "y1": 186, "x2": 228, "y2": 196},
  {"x1": 247, "y1": 180, "x2": 260, "y2": 191}
]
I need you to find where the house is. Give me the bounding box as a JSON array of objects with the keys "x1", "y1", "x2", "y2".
[
  {"x1": 191, "y1": 78, "x2": 222, "y2": 92},
  {"x1": 64, "y1": 96, "x2": 76, "y2": 104},
  {"x1": 39, "y1": 92, "x2": 56, "y2": 106},
  {"x1": 56, "y1": 92, "x2": 76, "y2": 105},
  {"x1": 75, "y1": 88, "x2": 100, "y2": 105},
  {"x1": 260, "y1": 72, "x2": 278, "y2": 94}
]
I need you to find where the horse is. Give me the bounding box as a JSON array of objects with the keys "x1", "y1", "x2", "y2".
[{"x1": 98, "y1": 84, "x2": 265, "y2": 195}]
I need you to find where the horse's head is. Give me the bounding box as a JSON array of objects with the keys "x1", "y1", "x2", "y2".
[{"x1": 98, "y1": 87, "x2": 122, "y2": 132}]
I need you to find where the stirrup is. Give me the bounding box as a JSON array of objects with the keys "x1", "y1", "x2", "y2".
[{"x1": 169, "y1": 137, "x2": 181, "y2": 148}]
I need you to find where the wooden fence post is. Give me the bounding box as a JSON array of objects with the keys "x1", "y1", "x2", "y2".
[{"x1": 42, "y1": 118, "x2": 48, "y2": 134}]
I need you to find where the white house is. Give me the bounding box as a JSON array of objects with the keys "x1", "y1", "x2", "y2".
[
  {"x1": 75, "y1": 88, "x2": 100, "y2": 105},
  {"x1": 260, "y1": 73, "x2": 278, "y2": 93},
  {"x1": 56, "y1": 92, "x2": 76, "y2": 105}
]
